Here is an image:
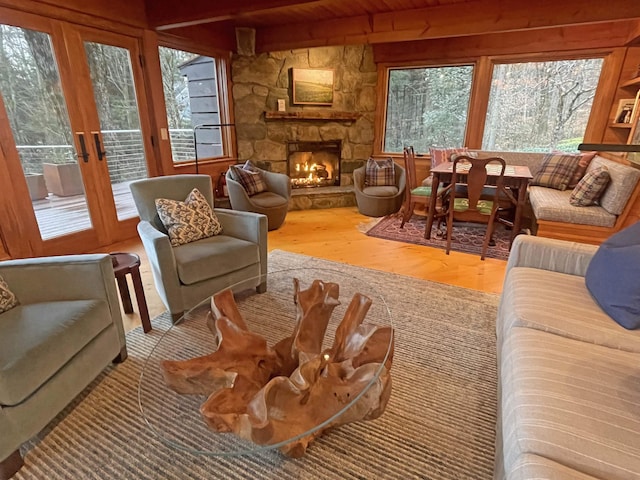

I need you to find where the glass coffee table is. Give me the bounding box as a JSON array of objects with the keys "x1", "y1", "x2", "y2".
[{"x1": 138, "y1": 267, "x2": 393, "y2": 457}]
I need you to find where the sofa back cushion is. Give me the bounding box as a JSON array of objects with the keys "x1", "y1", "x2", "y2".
[
  {"x1": 585, "y1": 221, "x2": 640, "y2": 329},
  {"x1": 588, "y1": 156, "x2": 640, "y2": 216},
  {"x1": 530, "y1": 153, "x2": 581, "y2": 191}
]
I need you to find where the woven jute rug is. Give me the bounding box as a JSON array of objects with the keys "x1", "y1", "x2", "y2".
[
  {"x1": 15, "y1": 251, "x2": 499, "y2": 480},
  {"x1": 365, "y1": 213, "x2": 512, "y2": 261}
]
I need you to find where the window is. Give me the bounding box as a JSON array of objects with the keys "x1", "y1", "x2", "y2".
[
  {"x1": 482, "y1": 58, "x2": 603, "y2": 152},
  {"x1": 159, "y1": 47, "x2": 225, "y2": 163},
  {"x1": 384, "y1": 65, "x2": 474, "y2": 153}
]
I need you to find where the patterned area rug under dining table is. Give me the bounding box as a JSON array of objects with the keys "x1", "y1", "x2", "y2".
[
  {"x1": 14, "y1": 250, "x2": 499, "y2": 480},
  {"x1": 365, "y1": 213, "x2": 512, "y2": 260}
]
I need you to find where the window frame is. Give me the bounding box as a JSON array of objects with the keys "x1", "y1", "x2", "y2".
[
  {"x1": 375, "y1": 50, "x2": 613, "y2": 157},
  {"x1": 152, "y1": 34, "x2": 236, "y2": 173}
]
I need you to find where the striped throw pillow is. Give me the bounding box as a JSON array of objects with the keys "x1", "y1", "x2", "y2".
[
  {"x1": 429, "y1": 147, "x2": 470, "y2": 168},
  {"x1": 570, "y1": 166, "x2": 610, "y2": 207},
  {"x1": 0, "y1": 275, "x2": 18, "y2": 313},
  {"x1": 229, "y1": 163, "x2": 267, "y2": 196},
  {"x1": 531, "y1": 153, "x2": 581, "y2": 191},
  {"x1": 364, "y1": 157, "x2": 396, "y2": 186}
]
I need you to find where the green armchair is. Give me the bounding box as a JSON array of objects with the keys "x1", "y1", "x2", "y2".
[
  {"x1": 130, "y1": 175, "x2": 268, "y2": 321},
  {"x1": 0, "y1": 254, "x2": 127, "y2": 479}
]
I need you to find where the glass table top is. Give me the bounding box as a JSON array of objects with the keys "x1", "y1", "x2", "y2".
[{"x1": 138, "y1": 267, "x2": 393, "y2": 457}]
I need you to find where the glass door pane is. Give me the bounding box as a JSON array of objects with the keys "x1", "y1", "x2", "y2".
[
  {"x1": 84, "y1": 41, "x2": 148, "y2": 221},
  {"x1": 0, "y1": 24, "x2": 92, "y2": 240}
]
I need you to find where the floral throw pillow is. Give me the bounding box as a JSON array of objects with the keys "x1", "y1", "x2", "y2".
[
  {"x1": 155, "y1": 188, "x2": 223, "y2": 247},
  {"x1": 569, "y1": 166, "x2": 610, "y2": 207},
  {"x1": 0, "y1": 275, "x2": 18, "y2": 314},
  {"x1": 531, "y1": 153, "x2": 581, "y2": 191},
  {"x1": 229, "y1": 162, "x2": 267, "y2": 196},
  {"x1": 364, "y1": 157, "x2": 396, "y2": 186}
]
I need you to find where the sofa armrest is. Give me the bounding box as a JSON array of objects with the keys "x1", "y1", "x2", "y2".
[{"x1": 506, "y1": 235, "x2": 598, "y2": 278}]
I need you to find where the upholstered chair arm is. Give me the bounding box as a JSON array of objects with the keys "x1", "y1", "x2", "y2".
[
  {"x1": 214, "y1": 208, "x2": 268, "y2": 278},
  {"x1": 506, "y1": 235, "x2": 598, "y2": 278},
  {"x1": 396, "y1": 165, "x2": 406, "y2": 193},
  {"x1": 0, "y1": 254, "x2": 126, "y2": 347},
  {"x1": 353, "y1": 166, "x2": 366, "y2": 192},
  {"x1": 262, "y1": 170, "x2": 291, "y2": 199},
  {"x1": 225, "y1": 175, "x2": 256, "y2": 211},
  {"x1": 137, "y1": 220, "x2": 183, "y2": 314}
]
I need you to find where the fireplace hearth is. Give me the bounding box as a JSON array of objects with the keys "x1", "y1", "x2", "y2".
[{"x1": 287, "y1": 141, "x2": 341, "y2": 189}]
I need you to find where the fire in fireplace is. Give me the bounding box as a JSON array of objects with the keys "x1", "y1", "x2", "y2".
[{"x1": 286, "y1": 141, "x2": 341, "y2": 188}]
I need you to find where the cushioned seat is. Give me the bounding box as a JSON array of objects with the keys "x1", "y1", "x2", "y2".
[
  {"x1": 501, "y1": 327, "x2": 640, "y2": 480},
  {"x1": 508, "y1": 454, "x2": 602, "y2": 480},
  {"x1": 353, "y1": 162, "x2": 405, "y2": 217},
  {"x1": 173, "y1": 235, "x2": 259, "y2": 286},
  {"x1": 528, "y1": 186, "x2": 616, "y2": 227},
  {"x1": 499, "y1": 266, "x2": 640, "y2": 353},
  {"x1": 0, "y1": 300, "x2": 111, "y2": 406}
]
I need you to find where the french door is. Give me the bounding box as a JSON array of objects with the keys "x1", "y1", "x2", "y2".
[{"x1": 0, "y1": 9, "x2": 155, "y2": 257}]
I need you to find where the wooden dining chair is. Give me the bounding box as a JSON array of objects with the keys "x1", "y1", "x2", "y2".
[
  {"x1": 400, "y1": 146, "x2": 447, "y2": 237},
  {"x1": 443, "y1": 155, "x2": 508, "y2": 260}
]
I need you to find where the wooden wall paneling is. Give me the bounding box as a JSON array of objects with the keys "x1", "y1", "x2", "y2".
[
  {"x1": 586, "y1": 48, "x2": 626, "y2": 144},
  {"x1": 0, "y1": 0, "x2": 146, "y2": 34},
  {"x1": 257, "y1": 0, "x2": 640, "y2": 52},
  {"x1": 160, "y1": 24, "x2": 237, "y2": 53},
  {"x1": 464, "y1": 56, "x2": 492, "y2": 150},
  {"x1": 372, "y1": 65, "x2": 389, "y2": 155}
]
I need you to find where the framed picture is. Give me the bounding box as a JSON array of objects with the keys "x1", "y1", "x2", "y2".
[
  {"x1": 614, "y1": 98, "x2": 635, "y2": 124},
  {"x1": 292, "y1": 68, "x2": 334, "y2": 105}
]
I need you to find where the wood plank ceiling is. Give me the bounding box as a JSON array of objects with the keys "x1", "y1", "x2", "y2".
[{"x1": 146, "y1": 0, "x2": 640, "y2": 52}]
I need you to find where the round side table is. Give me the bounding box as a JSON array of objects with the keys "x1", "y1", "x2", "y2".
[{"x1": 110, "y1": 252, "x2": 151, "y2": 333}]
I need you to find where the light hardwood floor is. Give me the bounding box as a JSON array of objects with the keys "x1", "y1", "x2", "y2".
[{"x1": 97, "y1": 207, "x2": 507, "y2": 333}]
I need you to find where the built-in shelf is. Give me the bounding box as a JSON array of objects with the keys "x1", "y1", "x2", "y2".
[
  {"x1": 620, "y1": 76, "x2": 640, "y2": 88},
  {"x1": 610, "y1": 122, "x2": 633, "y2": 129},
  {"x1": 264, "y1": 111, "x2": 361, "y2": 121}
]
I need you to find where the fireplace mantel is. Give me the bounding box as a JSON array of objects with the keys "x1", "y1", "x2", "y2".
[{"x1": 264, "y1": 111, "x2": 361, "y2": 121}]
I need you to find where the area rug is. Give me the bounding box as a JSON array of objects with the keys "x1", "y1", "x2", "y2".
[
  {"x1": 365, "y1": 213, "x2": 511, "y2": 260},
  {"x1": 15, "y1": 251, "x2": 499, "y2": 480}
]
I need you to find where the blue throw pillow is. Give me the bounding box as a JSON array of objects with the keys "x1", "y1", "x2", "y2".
[{"x1": 585, "y1": 221, "x2": 640, "y2": 329}]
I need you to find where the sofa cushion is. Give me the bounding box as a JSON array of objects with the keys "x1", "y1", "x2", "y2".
[
  {"x1": 229, "y1": 163, "x2": 267, "y2": 196},
  {"x1": 499, "y1": 266, "x2": 640, "y2": 353},
  {"x1": 248, "y1": 191, "x2": 289, "y2": 208},
  {"x1": 156, "y1": 188, "x2": 223, "y2": 247},
  {"x1": 508, "y1": 454, "x2": 601, "y2": 480},
  {"x1": 585, "y1": 221, "x2": 640, "y2": 330},
  {"x1": 362, "y1": 185, "x2": 400, "y2": 197},
  {"x1": 173, "y1": 234, "x2": 259, "y2": 286},
  {"x1": 528, "y1": 186, "x2": 617, "y2": 227},
  {"x1": 567, "y1": 151, "x2": 597, "y2": 188},
  {"x1": 0, "y1": 275, "x2": 18, "y2": 314},
  {"x1": 501, "y1": 328, "x2": 640, "y2": 480},
  {"x1": 569, "y1": 165, "x2": 610, "y2": 207},
  {"x1": 364, "y1": 157, "x2": 395, "y2": 187},
  {"x1": 0, "y1": 300, "x2": 111, "y2": 406},
  {"x1": 530, "y1": 153, "x2": 581, "y2": 191},
  {"x1": 588, "y1": 156, "x2": 640, "y2": 215}
]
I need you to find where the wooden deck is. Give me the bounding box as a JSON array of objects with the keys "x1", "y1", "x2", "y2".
[{"x1": 33, "y1": 181, "x2": 138, "y2": 240}]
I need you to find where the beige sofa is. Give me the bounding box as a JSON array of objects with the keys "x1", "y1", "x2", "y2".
[
  {"x1": 495, "y1": 235, "x2": 640, "y2": 479},
  {"x1": 470, "y1": 151, "x2": 640, "y2": 244}
]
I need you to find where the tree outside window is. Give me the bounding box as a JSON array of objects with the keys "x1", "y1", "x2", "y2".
[
  {"x1": 482, "y1": 58, "x2": 603, "y2": 152},
  {"x1": 384, "y1": 65, "x2": 474, "y2": 153}
]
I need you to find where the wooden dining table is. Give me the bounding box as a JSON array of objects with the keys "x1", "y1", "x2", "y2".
[{"x1": 425, "y1": 162, "x2": 533, "y2": 245}]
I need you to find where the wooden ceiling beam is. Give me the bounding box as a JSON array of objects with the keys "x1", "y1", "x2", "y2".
[
  {"x1": 255, "y1": 0, "x2": 640, "y2": 52},
  {"x1": 373, "y1": 21, "x2": 639, "y2": 64},
  {"x1": 147, "y1": 0, "x2": 323, "y2": 31}
]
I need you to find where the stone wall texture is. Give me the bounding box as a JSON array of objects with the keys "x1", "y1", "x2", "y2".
[{"x1": 231, "y1": 45, "x2": 377, "y2": 183}]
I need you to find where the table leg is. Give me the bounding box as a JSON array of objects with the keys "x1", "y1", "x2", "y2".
[
  {"x1": 511, "y1": 179, "x2": 527, "y2": 246},
  {"x1": 131, "y1": 266, "x2": 152, "y2": 333},
  {"x1": 424, "y1": 172, "x2": 440, "y2": 239},
  {"x1": 116, "y1": 275, "x2": 134, "y2": 314}
]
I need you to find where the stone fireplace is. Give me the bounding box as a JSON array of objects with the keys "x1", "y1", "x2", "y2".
[{"x1": 287, "y1": 141, "x2": 341, "y2": 188}]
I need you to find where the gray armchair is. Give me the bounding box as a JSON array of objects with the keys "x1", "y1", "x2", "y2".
[
  {"x1": 0, "y1": 254, "x2": 127, "y2": 479},
  {"x1": 129, "y1": 175, "x2": 268, "y2": 321},
  {"x1": 226, "y1": 167, "x2": 291, "y2": 230},
  {"x1": 353, "y1": 163, "x2": 406, "y2": 217}
]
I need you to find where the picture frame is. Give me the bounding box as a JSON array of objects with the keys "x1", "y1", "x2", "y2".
[
  {"x1": 614, "y1": 98, "x2": 635, "y2": 124},
  {"x1": 291, "y1": 68, "x2": 334, "y2": 105}
]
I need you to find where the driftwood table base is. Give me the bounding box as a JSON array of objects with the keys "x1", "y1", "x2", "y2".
[{"x1": 161, "y1": 279, "x2": 394, "y2": 457}]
